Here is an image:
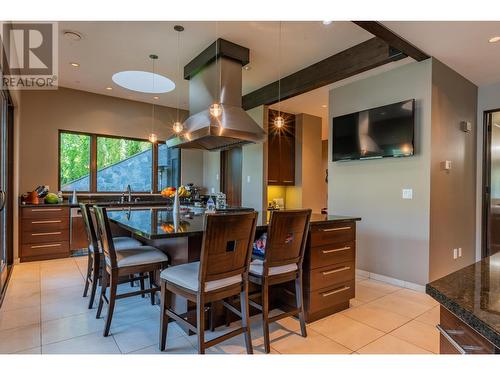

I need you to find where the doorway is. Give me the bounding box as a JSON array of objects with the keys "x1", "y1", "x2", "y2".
[
  {"x1": 220, "y1": 147, "x2": 242, "y2": 207},
  {"x1": 482, "y1": 109, "x2": 500, "y2": 258}
]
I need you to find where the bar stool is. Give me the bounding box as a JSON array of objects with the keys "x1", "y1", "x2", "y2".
[
  {"x1": 93, "y1": 206, "x2": 169, "y2": 336},
  {"x1": 248, "y1": 209, "x2": 311, "y2": 353},
  {"x1": 159, "y1": 211, "x2": 258, "y2": 354},
  {"x1": 80, "y1": 203, "x2": 144, "y2": 308}
]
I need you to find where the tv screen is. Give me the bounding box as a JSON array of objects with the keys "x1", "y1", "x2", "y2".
[{"x1": 332, "y1": 99, "x2": 415, "y2": 161}]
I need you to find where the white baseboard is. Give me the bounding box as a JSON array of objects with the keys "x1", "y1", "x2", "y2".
[{"x1": 356, "y1": 268, "x2": 426, "y2": 293}]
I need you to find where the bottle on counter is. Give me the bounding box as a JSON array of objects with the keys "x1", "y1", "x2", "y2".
[
  {"x1": 71, "y1": 189, "x2": 78, "y2": 204},
  {"x1": 206, "y1": 196, "x2": 216, "y2": 212},
  {"x1": 57, "y1": 191, "x2": 63, "y2": 203}
]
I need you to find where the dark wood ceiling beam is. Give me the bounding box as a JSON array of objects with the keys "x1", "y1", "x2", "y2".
[
  {"x1": 352, "y1": 21, "x2": 430, "y2": 62},
  {"x1": 242, "y1": 37, "x2": 405, "y2": 110}
]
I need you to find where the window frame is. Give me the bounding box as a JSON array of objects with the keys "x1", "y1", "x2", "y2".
[{"x1": 58, "y1": 130, "x2": 179, "y2": 193}]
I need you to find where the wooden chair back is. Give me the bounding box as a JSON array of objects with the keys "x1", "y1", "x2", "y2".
[
  {"x1": 264, "y1": 209, "x2": 312, "y2": 270},
  {"x1": 80, "y1": 203, "x2": 99, "y2": 252},
  {"x1": 199, "y1": 212, "x2": 258, "y2": 289},
  {"x1": 93, "y1": 206, "x2": 118, "y2": 269}
]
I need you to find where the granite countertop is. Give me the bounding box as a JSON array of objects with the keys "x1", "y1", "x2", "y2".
[
  {"x1": 107, "y1": 207, "x2": 360, "y2": 240},
  {"x1": 20, "y1": 199, "x2": 172, "y2": 208},
  {"x1": 426, "y1": 252, "x2": 500, "y2": 348}
]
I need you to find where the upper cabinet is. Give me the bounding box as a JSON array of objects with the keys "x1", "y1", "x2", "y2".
[{"x1": 267, "y1": 110, "x2": 295, "y2": 186}]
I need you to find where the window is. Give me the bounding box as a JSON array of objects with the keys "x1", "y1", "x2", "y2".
[
  {"x1": 97, "y1": 136, "x2": 152, "y2": 192},
  {"x1": 59, "y1": 131, "x2": 180, "y2": 193},
  {"x1": 59, "y1": 132, "x2": 91, "y2": 191}
]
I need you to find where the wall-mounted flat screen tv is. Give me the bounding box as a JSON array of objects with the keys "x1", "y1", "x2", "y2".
[{"x1": 332, "y1": 99, "x2": 415, "y2": 161}]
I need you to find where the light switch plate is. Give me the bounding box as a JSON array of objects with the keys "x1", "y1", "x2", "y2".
[
  {"x1": 453, "y1": 248, "x2": 458, "y2": 259},
  {"x1": 402, "y1": 188, "x2": 413, "y2": 200}
]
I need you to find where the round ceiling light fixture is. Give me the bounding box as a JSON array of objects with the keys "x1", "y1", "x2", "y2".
[
  {"x1": 112, "y1": 71, "x2": 175, "y2": 94},
  {"x1": 70, "y1": 62, "x2": 80, "y2": 67},
  {"x1": 105, "y1": 87, "x2": 113, "y2": 91},
  {"x1": 173, "y1": 121, "x2": 184, "y2": 134},
  {"x1": 274, "y1": 116, "x2": 285, "y2": 128},
  {"x1": 322, "y1": 21, "x2": 333, "y2": 26},
  {"x1": 489, "y1": 36, "x2": 500, "y2": 43},
  {"x1": 63, "y1": 30, "x2": 83, "y2": 41}
]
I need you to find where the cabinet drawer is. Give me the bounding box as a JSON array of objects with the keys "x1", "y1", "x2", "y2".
[
  {"x1": 308, "y1": 280, "x2": 355, "y2": 312},
  {"x1": 22, "y1": 206, "x2": 69, "y2": 219},
  {"x1": 311, "y1": 222, "x2": 355, "y2": 247},
  {"x1": 22, "y1": 217, "x2": 69, "y2": 233},
  {"x1": 21, "y1": 229, "x2": 69, "y2": 245},
  {"x1": 309, "y1": 242, "x2": 355, "y2": 269},
  {"x1": 21, "y1": 241, "x2": 70, "y2": 258},
  {"x1": 439, "y1": 305, "x2": 495, "y2": 354},
  {"x1": 306, "y1": 261, "x2": 354, "y2": 291}
]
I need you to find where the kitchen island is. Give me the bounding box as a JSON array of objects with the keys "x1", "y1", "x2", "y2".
[
  {"x1": 426, "y1": 252, "x2": 500, "y2": 354},
  {"x1": 107, "y1": 207, "x2": 361, "y2": 324}
]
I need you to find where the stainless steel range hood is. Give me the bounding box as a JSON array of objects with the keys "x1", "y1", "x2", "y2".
[{"x1": 166, "y1": 39, "x2": 266, "y2": 151}]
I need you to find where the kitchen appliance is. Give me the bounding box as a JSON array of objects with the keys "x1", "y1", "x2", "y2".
[
  {"x1": 166, "y1": 39, "x2": 266, "y2": 151},
  {"x1": 70, "y1": 207, "x2": 88, "y2": 251},
  {"x1": 332, "y1": 99, "x2": 415, "y2": 161}
]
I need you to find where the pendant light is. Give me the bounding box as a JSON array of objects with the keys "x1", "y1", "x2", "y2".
[
  {"x1": 172, "y1": 25, "x2": 184, "y2": 134},
  {"x1": 274, "y1": 21, "x2": 284, "y2": 129},
  {"x1": 149, "y1": 54, "x2": 159, "y2": 143},
  {"x1": 209, "y1": 21, "x2": 222, "y2": 119}
]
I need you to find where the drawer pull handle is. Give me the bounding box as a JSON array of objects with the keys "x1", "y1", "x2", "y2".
[
  {"x1": 436, "y1": 324, "x2": 466, "y2": 354},
  {"x1": 322, "y1": 286, "x2": 350, "y2": 297},
  {"x1": 31, "y1": 220, "x2": 62, "y2": 224},
  {"x1": 283, "y1": 180, "x2": 294, "y2": 183},
  {"x1": 322, "y1": 266, "x2": 351, "y2": 275},
  {"x1": 30, "y1": 243, "x2": 62, "y2": 249},
  {"x1": 31, "y1": 232, "x2": 62, "y2": 236},
  {"x1": 268, "y1": 179, "x2": 278, "y2": 182},
  {"x1": 322, "y1": 226, "x2": 351, "y2": 232},
  {"x1": 322, "y1": 246, "x2": 350, "y2": 254},
  {"x1": 31, "y1": 208, "x2": 63, "y2": 212}
]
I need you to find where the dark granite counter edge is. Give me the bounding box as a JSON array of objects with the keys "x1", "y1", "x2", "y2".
[{"x1": 426, "y1": 283, "x2": 500, "y2": 349}]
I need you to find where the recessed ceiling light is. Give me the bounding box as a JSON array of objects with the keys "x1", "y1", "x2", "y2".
[
  {"x1": 322, "y1": 21, "x2": 333, "y2": 26},
  {"x1": 243, "y1": 65, "x2": 252, "y2": 71},
  {"x1": 63, "y1": 30, "x2": 83, "y2": 41},
  {"x1": 70, "y1": 62, "x2": 80, "y2": 67},
  {"x1": 489, "y1": 36, "x2": 500, "y2": 43},
  {"x1": 106, "y1": 87, "x2": 113, "y2": 91},
  {"x1": 153, "y1": 96, "x2": 159, "y2": 100},
  {"x1": 321, "y1": 104, "x2": 327, "y2": 108},
  {"x1": 112, "y1": 71, "x2": 175, "y2": 94}
]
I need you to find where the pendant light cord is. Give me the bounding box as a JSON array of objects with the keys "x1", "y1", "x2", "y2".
[
  {"x1": 176, "y1": 29, "x2": 180, "y2": 123},
  {"x1": 278, "y1": 21, "x2": 282, "y2": 117},
  {"x1": 151, "y1": 57, "x2": 156, "y2": 135}
]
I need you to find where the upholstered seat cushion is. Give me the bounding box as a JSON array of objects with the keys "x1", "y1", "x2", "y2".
[
  {"x1": 105, "y1": 246, "x2": 169, "y2": 267},
  {"x1": 160, "y1": 261, "x2": 242, "y2": 292},
  {"x1": 89, "y1": 236, "x2": 143, "y2": 253},
  {"x1": 249, "y1": 259, "x2": 297, "y2": 276}
]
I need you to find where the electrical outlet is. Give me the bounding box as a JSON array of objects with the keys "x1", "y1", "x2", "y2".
[
  {"x1": 458, "y1": 247, "x2": 462, "y2": 257},
  {"x1": 402, "y1": 188, "x2": 413, "y2": 200},
  {"x1": 453, "y1": 248, "x2": 458, "y2": 259}
]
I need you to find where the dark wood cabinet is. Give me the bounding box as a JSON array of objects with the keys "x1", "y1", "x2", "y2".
[
  {"x1": 267, "y1": 110, "x2": 295, "y2": 186},
  {"x1": 20, "y1": 206, "x2": 70, "y2": 262}
]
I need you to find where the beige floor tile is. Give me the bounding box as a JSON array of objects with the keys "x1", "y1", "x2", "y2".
[
  {"x1": 41, "y1": 298, "x2": 93, "y2": 322},
  {"x1": 0, "y1": 324, "x2": 41, "y2": 354},
  {"x1": 341, "y1": 304, "x2": 411, "y2": 333},
  {"x1": 41, "y1": 275, "x2": 85, "y2": 291},
  {"x1": 130, "y1": 336, "x2": 197, "y2": 354},
  {"x1": 185, "y1": 323, "x2": 250, "y2": 354},
  {"x1": 271, "y1": 329, "x2": 352, "y2": 354},
  {"x1": 1, "y1": 290, "x2": 40, "y2": 311},
  {"x1": 14, "y1": 346, "x2": 42, "y2": 354},
  {"x1": 41, "y1": 284, "x2": 87, "y2": 305},
  {"x1": 357, "y1": 334, "x2": 432, "y2": 354},
  {"x1": 41, "y1": 310, "x2": 105, "y2": 345},
  {"x1": 112, "y1": 318, "x2": 184, "y2": 353},
  {"x1": 349, "y1": 298, "x2": 364, "y2": 308},
  {"x1": 365, "y1": 293, "x2": 433, "y2": 319},
  {"x1": 0, "y1": 305, "x2": 41, "y2": 331},
  {"x1": 358, "y1": 279, "x2": 401, "y2": 294},
  {"x1": 390, "y1": 320, "x2": 440, "y2": 353},
  {"x1": 392, "y1": 289, "x2": 439, "y2": 308},
  {"x1": 309, "y1": 314, "x2": 384, "y2": 351},
  {"x1": 415, "y1": 306, "x2": 440, "y2": 327},
  {"x1": 42, "y1": 331, "x2": 121, "y2": 354},
  {"x1": 10, "y1": 267, "x2": 39, "y2": 283},
  {"x1": 5, "y1": 280, "x2": 40, "y2": 298},
  {"x1": 354, "y1": 284, "x2": 387, "y2": 303}
]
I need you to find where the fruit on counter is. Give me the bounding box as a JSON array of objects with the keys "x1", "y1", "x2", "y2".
[
  {"x1": 160, "y1": 185, "x2": 191, "y2": 198},
  {"x1": 44, "y1": 192, "x2": 59, "y2": 204}
]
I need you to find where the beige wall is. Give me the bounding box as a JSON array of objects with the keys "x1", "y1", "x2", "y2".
[
  {"x1": 429, "y1": 59, "x2": 477, "y2": 281},
  {"x1": 329, "y1": 60, "x2": 433, "y2": 286},
  {"x1": 17, "y1": 87, "x2": 193, "y2": 193}
]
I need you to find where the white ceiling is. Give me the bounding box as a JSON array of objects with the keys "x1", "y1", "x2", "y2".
[
  {"x1": 58, "y1": 21, "x2": 372, "y2": 109},
  {"x1": 382, "y1": 21, "x2": 500, "y2": 86}
]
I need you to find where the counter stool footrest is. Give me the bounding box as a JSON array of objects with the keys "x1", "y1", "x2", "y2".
[{"x1": 166, "y1": 309, "x2": 198, "y2": 333}]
